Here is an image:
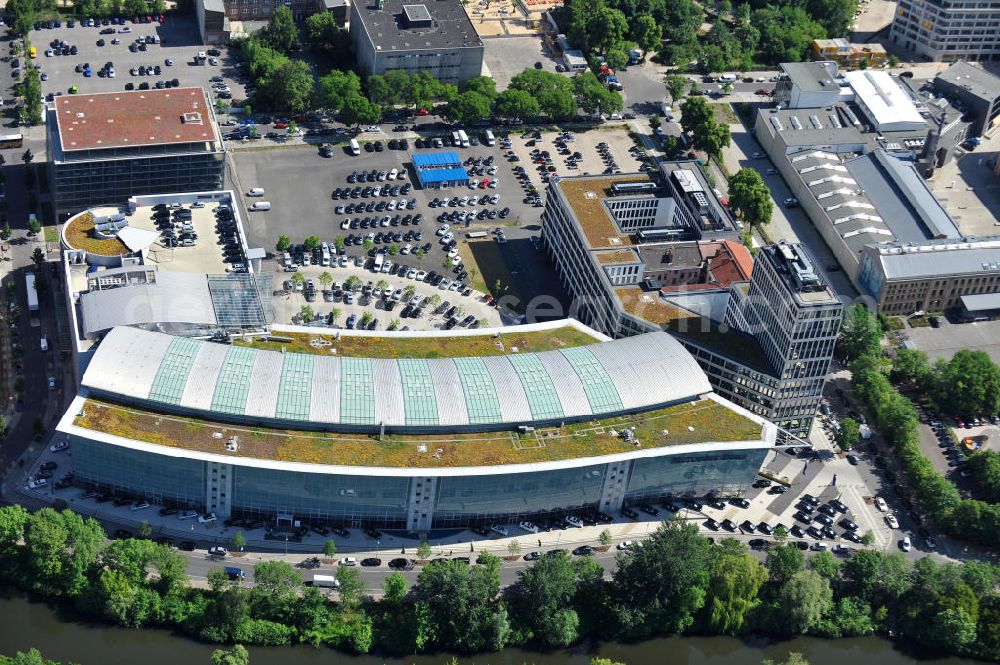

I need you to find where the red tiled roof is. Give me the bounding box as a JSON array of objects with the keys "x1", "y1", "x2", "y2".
[{"x1": 55, "y1": 87, "x2": 217, "y2": 152}]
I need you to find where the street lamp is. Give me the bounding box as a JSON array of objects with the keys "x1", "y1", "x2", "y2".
[{"x1": 284, "y1": 535, "x2": 289, "y2": 555}]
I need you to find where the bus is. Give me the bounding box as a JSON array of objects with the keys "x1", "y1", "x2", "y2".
[
  {"x1": 29, "y1": 46, "x2": 37, "y2": 59},
  {"x1": 0, "y1": 133, "x2": 23, "y2": 149}
]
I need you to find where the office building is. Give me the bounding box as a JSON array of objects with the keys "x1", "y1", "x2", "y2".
[
  {"x1": 932, "y1": 61, "x2": 1000, "y2": 138},
  {"x1": 349, "y1": 0, "x2": 484, "y2": 83},
  {"x1": 541, "y1": 167, "x2": 840, "y2": 435},
  {"x1": 889, "y1": 0, "x2": 1000, "y2": 63},
  {"x1": 56, "y1": 323, "x2": 777, "y2": 530},
  {"x1": 195, "y1": 0, "x2": 346, "y2": 43},
  {"x1": 46, "y1": 88, "x2": 226, "y2": 219}
]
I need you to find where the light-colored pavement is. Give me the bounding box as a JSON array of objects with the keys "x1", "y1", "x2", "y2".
[{"x1": 906, "y1": 318, "x2": 1000, "y2": 364}]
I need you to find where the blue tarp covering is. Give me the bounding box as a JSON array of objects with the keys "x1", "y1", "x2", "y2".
[{"x1": 412, "y1": 151, "x2": 468, "y2": 186}]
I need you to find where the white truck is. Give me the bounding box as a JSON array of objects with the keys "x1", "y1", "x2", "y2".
[
  {"x1": 25, "y1": 272, "x2": 38, "y2": 312},
  {"x1": 313, "y1": 575, "x2": 340, "y2": 588}
]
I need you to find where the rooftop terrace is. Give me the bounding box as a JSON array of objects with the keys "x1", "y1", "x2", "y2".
[{"x1": 73, "y1": 395, "x2": 765, "y2": 469}]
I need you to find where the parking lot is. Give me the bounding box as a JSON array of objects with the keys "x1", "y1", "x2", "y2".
[{"x1": 26, "y1": 15, "x2": 246, "y2": 107}]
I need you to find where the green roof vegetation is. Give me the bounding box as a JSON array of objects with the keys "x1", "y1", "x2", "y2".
[
  {"x1": 74, "y1": 396, "x2": 764, "y2": 469},
  {"x1": 232, "y1": 325, "x2": 602, "y2": 359},
  {"x1": 666, "y1": 317, "x2": 772, "y2": 375},
  {"x1": 63, "y1": 211, "x2": 129, "y2": 257}
]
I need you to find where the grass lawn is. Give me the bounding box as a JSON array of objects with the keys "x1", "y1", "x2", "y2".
[
  {"x1": 234, "y1": 324, "x2": 601, "y2": 358},
  {"x1": 458, "y1": 239, "x2": 519, "y2": 299},
  {"x1": 710, "y1": 103, "x2": 739, "y2": 125},
  {"x1": 75, "y1": 396, "x2": 763, "y2": 469},
  {"x1": 43, "y1": 226, "x2": 59, "y2": 244}
]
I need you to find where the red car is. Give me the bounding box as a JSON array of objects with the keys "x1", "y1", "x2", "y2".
[
  {"x1": 415, "y1": 108, "x2": 429, "y2": 116},
  {"x1": 274, "y1": 121, "x2": 288, "y2": 129},
  {"x1": 756, "y1": 88, "x2": 772, "y2": 96}
]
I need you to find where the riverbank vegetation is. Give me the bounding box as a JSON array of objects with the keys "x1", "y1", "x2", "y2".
[{"x1": 0, "y1": 505, "x2": 997, "y2": 660}]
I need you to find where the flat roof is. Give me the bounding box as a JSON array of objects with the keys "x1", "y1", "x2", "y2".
[
  {"x1": 70, "y1": 393, "x2": 765, "y2": 470},
  {"x1": 868, "y1": 237, "x2": 1000, "y2": 280},
  {"x1": 961, "y1": 292, "x2": 1000, "y2": 311},
  {"x1": 82, "y1": 326, "x2": 712, "y2": 431},
  {"x1": 353, "y1": 0, "x2": 482, "y2": 51},
  {"x1": 54, "y1": 87, "x2": 218, "y2": 152},
  {"x1": 936, "y1": 61, "x2": 1000, "y2": 101},
  {"x1": 782, "y1": 62, "x2": 840, "y2": 93},
  {"x1": 553, "y1": 175, "x2": 652, "y2": 249},
  {"x1": 844, "y1": 70, "x2": 925, "y2": 130}
]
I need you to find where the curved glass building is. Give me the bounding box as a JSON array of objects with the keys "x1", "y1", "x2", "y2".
[{"x1": 57, "y1": 323, "x2": 777, "y2": 531}]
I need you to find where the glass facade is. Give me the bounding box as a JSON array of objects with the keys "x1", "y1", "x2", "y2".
[
  {"x1": 71, "y1": 437, "x2": 206, "y2": 506},
  {"x1": 625, "y1": 448, "x2": 768, "y2": 502},
  {"x1": 232, "y1": 466, "x2": 410, "y2": 527},
  {"x1": 432, "y1": 465, "x2": 607, "y2": 526}
]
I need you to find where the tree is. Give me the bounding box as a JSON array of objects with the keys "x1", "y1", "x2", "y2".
[
  {"x1": 31, "y1": 247, "x2": 45, "y2": 268},
  {"x1": 303, "y1": 235, "x2": 321, "y2": 251},
  {"x1": 494, "y1": 89, "x2": 539, "y2": 121},
  {"x1": 0, "y1": 222, "x2": 11, "y2": 240},
  {"x1": 599, "y1": 529, "x2": 613, "y2": 547},
  {"x1": 230, "y1": 531, "x2": 246, "y2": 552},
  {"x1": 753, "y1": 5, "x2": 826, "y2": 65},
  {"x1": 463, "y1": 76, "x2": 497, "y2": 100},
  {"x1": 22, "y1": 149, "x2": 33, "y2": 166},
  {"x1": 574, "y1": 72, "x2": 623, "y2": 116},
  {"x1": 262, "y1": 5, "x2": 299, "y2": 52},
  {"x1": 696, "y1": 121, "x2": 731, "y2": 162},
  {"x1": 612, "y1": 520, "x2": 711, "y2": 638},
  {"x1": 837, "y1": 417, "x2": 861, "y2": 451},
  {"x1": 968, "y1": 450, "x2": 1000, "y2": 502},
  {"x1": 680, "y1": 96, "x2": 713, "y2": 137},
  {"x1": 417, "y1": 540, "x2": 432, "y2": 560},
  {"x1": 838, "y1": 304, "x2": 881, "y2": 360},
  {"x1": 383, "y1": 571, "x2": 408, "y2": 604},
  {"x1": 336, "y1": 566, "x2": 366, "y2": 608},
  {"x1": 507, "y1": 540, "x2": 521, "y2": 556},
  {"x1": 329, "y1": 307, "x2": 342, "y2": 325},
  {"x1": 765, "y1": 544, "x2": 804, "y2": 591},
  {"x1": 704, "y1": 541, "x2": 768, "y2": 633},
  {"x1": 319, "y1": 271, "x2": 333, "y2": 290},
  {"x1": 341, "y1": 93, "x2": 382, "y2": 128},
  {"x1": 299, "y1": 305, "x2": 314, "y2": 321},
  {"x1": 387, "y1": 319, "x2": 400, "y2": 331},
  {"x1": 888, "y1": 54, "x2": 901, "y2": 67},
  {"x1": 632, "y1": 14, "x2": 662, "y2": 54},
  {"x1": 275, "y1": 235, "x2": 291, "y2": 252},
  {"x1": 27, "y1": 217, "x2": 41, "y2": 236},
  {"x1": 290, "y1": 271, "x2": 305, "y2": 287},
  {"x1": 411, "y1": 555, "x2": 508, "y2": 651},
  {"x1": 934, "y1": 350, "x2": 1000, "y2": 418},
  {"x1": 892, "y1": 348, "x2": 932, "y2": 388},
  {"x1": 344, "y1": 275, "x2": 361, "y2": 291},
  {"x1": 508, "y1": 550, "x2": 582, "y2": 648},
  {"x1": 777, "y1": 569, "x2": 832, "y2": 633},
  {"x1": 727, "y1": 168, "x2": 773, "y2": 227},
  {"x1": 334, "y1": 236, "x2": 346, "y2": 251},
  {"x1": 138, "y1": 520, "x2": 152, "y2": 539},
  {"x1": 443, "y1": 91, "x2": 492, "y2": 126},
  {"x1": 211, "y1": 644, "x2": 250, "y2": 665},
  {"x1": 808, "y1": 550, "x2": 840, "y2": 580},
  {"x1": 316, "y1": 69, "x2": 362, "y2": 113},
  {"x1": 258, "y1": 60, "x2": 313, "y2": 113},
  {"x1": 304, "y1": 11, "x2": 346, "y2": 53},
  {"x1": 665, "y1": 74, "x2": 688, "y2": 102}
]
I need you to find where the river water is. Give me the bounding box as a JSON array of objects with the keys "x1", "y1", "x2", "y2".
[{"x1": 0, "y1": 594, "x2": 984, "y2": 665}]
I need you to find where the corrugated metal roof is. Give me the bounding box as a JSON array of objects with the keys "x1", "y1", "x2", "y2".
[{"x1": 82, "y1": 327, "x2": 713, "y2": 430}]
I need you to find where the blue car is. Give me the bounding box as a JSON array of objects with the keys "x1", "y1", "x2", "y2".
[
  {"x1": 83, "y1": 67, "x2": 92, "y2": 77},
  {"x1": 346, "y1": 314, "x2": 357, "y2": 329}
]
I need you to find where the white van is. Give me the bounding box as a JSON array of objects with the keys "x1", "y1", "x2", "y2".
[
  {"x1": 40, "y1": 337, "x2": 49, "y2": 352},
  {"x1": 451, "y1": 131, "x2": 462, "y2": 146},
  {"x1": 349, "y1": 138, "x2": 361, "y2": 156},
  {"x1": 718, "y1": 73, "x2": 738, "y2": 83},
  {"x1": 458, "y1": 130, "x2": 470, "y2": 147},
  {"x1": 247, "y1": 187, "x2": 265, "y2": 197},
  {"x1": 249, "y1": 201, "x2": 271, "y2": 211},
  {"x1": 483, "y1": 130, "x2": 496, "y2": 146}
]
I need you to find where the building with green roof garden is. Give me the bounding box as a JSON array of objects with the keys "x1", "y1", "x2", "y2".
[{"x1": 56, "y1": 321, "x2": 779, "y2": 532}]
